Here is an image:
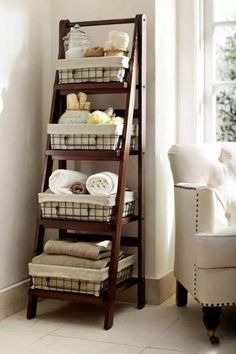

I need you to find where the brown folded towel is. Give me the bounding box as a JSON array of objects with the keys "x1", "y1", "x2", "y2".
[
  {"x1": 71, "y1": 182, "x2": 87, "y2": 194},
  {"x1": 32, "y1": 252, "x2": 124, "y2": 269},
  {"x1": 44, "y1": 239, "x2": 112, "y2": 260},
  {"x1": 32, "y1": 253, "x2": 111, "y2": 269}
]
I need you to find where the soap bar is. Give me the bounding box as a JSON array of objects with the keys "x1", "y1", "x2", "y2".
[
  {"x1": 77, "y1": 92, "x2": 87, "y2": 110},
  {"x1": 67, "y1": 94, "x2": 80, "y2": 110}
]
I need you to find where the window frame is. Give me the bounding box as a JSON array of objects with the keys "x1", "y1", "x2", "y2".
[{"x1": 203, "y1": 0, "x2": 236, "y2": 141}]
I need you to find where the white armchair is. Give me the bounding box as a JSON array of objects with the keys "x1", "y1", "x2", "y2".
[{"x1": 168, "y1": 143, "x2": 236, "y2": 344}]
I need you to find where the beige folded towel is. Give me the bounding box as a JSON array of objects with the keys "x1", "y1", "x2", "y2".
[
  {"x1": 44, "y1": 239, "x2": 112, "y2": 260},
  {"x1": 32, "y1": 253, "x2": 111, "y2": 269}
]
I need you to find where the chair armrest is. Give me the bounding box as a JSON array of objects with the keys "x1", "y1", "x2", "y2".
[
  {"x1": 174, "y1": 182, "x2": 205, "y2": 190},
  {"x1": 174, "y1": 182, "x2": 227, "y2": 291},
  {"x1": 174, "y1": 183, "x2": 227, "y2": 234}
]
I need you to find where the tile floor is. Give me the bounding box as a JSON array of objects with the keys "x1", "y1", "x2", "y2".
[{"x1": 0, "y1": 294, "x2": 236, "y2": 354}]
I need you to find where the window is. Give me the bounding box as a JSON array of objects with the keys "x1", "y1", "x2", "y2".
[{"x1": 204, "y1": 0, "x2": 236, "y2": 141}]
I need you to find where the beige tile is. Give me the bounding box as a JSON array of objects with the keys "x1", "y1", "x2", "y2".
[
  {"x1": 1, "y1": 293, "x2": 235, "y2": 354},
  {"x1": 51, "y1": 302, "x2": 183, "y2": 347},
  {"x1": 0, "y1": 326, "x2": 46, "y2": 354},
  {"x1": 150, "y1": 303, "x2": 236, "y2": 354},
  {"x1": 31, "y1": 334, "x2": 143, "y2": 354},
  {"x1": 0, "y1": 303, "x2": 66, "y2": 334}
]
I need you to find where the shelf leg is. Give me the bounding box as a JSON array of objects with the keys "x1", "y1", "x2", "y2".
[
  {"x1": 104, "y1": 298, "x2": 115, "y2": 330},
  {"x1": 137, "y1": 278, "x2": 145, "y2": 309},
  {"x1": 27, "y1": 293, "x2": 38, "y2": 319}
]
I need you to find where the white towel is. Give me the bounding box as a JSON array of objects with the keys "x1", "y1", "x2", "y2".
[
  {"x1": 86, "y1": 172, "x2": 118, "y2": 196},
  {"x1": 49, "y1": 169, "x2": 88, "y2": 195},
  {"x1": 108, "y1": 31, "x2": 129, "y2": 51},
  {"x1": 58, "y1": 110, "x2": 90, "y2": 124}
]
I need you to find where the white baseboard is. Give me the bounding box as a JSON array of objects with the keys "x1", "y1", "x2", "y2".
[
  {"x1": 0, "y1": 279, "x2": 30, "y2": 320},
  {"x1": 0, "y1": 272, "x2": 175, "y2": 320},
  {"x1": 117, "y1": 271, "x2": 176, "y2": 305}
]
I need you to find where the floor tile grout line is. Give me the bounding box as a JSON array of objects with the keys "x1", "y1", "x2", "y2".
[
  {"x1": 47, "y1": 332, "x2": 144, "y2": 349},
  {"x1": 28, "y1": 333, "x2": 50, "y2": 346},
  {"x1": 145, "y1": 316, "x2": 183, "y2": 349},
  {"x1": 142, "y1": 346, "x2": 184, "y2": 353}
]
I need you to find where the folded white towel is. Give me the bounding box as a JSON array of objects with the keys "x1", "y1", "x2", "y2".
[
  {"x1": 86, "y1": 172, "x2": 118, "y2": 196},
  {"x1": 58, "y1": 110, "x2": 90, "y2": 124},
  {"x1": 49, "y1": 169, "x2": 88, "y2": 195}
]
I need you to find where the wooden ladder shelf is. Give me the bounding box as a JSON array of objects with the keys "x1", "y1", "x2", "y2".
[{"x1": 27, "y1": 14, "x2": 146, "y2": 330}]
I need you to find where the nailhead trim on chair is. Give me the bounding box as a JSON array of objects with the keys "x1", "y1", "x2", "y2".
[
  {"x1": 175, "y1": 186, "x2": 236, "y2": 308},
  {"x1": 195, "y1": 267, "x2": 236, "y2": 307},
  {"x1": 201, "y1": 302, "x2": 236, "y2": 307},
  {"x1": 196, "y1": 193, "x2": 199, "y2": 233}
]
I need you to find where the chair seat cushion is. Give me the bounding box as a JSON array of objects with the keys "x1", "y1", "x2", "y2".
[{"x1": 196, "y1": 230, "x2": 236, "y2": 268}]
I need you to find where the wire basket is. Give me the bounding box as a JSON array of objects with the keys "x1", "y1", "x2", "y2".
[
  {"x1": 56, "y1": 56, "x2": 129, "y2": 84},
  {"x1": 29, "y1": 254, "x2": 135, "y2": 297},
  {"x1": 40, "y1": 200, "x2": 135, "y2": 222},
  {"x1": 50, "y1": 134, "x2": 136, "y2": 150},
  {"x1": 31, "y1": 264, "x2": 133, "y2": 296},
  {"x1": 58, "y1": 67, "x2": 128, "y2": 83},
  {"x1": 48, "y1": 124, "x2": 137, "y2": 151}
]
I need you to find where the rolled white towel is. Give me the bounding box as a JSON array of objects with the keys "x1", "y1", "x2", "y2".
[
  {"x1": 49, "y1": 169, "x2": 88, "y2": 195},
  {"x1": 108, "y1": 31, "x2": 129, "y2": 50},
  {"x1": 86, "y1": 172, "x2": 118, "y2": 196}
]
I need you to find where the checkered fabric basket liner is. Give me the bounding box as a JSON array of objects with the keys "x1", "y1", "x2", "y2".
[
  {"x1": 56, "y1": 56, "x2": 129, "y2": 84},
  {"x1": 38, "y1": 191, "x2": 136, "y2": 222},
  {"x1": 48, "y1": 124, "x2": 137, "y2": 150}
]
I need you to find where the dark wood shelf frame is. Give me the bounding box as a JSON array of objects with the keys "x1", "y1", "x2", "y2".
[
  {"x1": 45, "y1": 149, "x2": 138, "y2": 161},
  {"x1": 27, "y1": 14, "x2": 146, "y2": 330},
  {"x1": 55, "y1": 82, "x2": 129, "y2": 94},
  {"x1": 38, "y1": 215, "x2": 138, "y2": 232}
]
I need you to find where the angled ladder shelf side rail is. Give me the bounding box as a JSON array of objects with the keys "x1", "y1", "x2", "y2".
[{"x1": 104, "y1": 17, "x2": 139, "y2": 329}]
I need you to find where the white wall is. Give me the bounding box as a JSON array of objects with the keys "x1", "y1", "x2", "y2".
[
  {"x1": 50, "y1": 0, "x2": 177, "y2": 279},
  {"x1": 0, "y1": 0, "x2": 52, "y2": 290},
  {"x1": 155, "y1": 0, "x2": 176, "y2": 278},
  {"x1": 0, "y1": 0, "x2": 177, "y2": 294},
  {"x1": 177, "y1": 0, "x2": 198, "y2": 143}
]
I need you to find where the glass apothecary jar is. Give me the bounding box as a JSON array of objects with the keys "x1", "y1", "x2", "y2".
[{"x1": 63, "y1": 24, "x2": 90, "y2": 59}]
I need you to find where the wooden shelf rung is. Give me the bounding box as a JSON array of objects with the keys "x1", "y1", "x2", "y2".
[
  {"x1": 39, "y1": 215, "x2": 138, "y2": 232},
  {"x1": 39, "y1": 218, "x2": 114, "y2": 232},
  {"x1": 29, "y1": 289, "x2": 105, "y2": 305},
  {"x1": 68, "y1": 18, "x2": 136, "y2": 27},
  {"x1": 46, "y1": 150, "x2": 121, "y2": 160},
  {"x1": 55, "y1": 82, "x2": 129, "y2": 94},
  {"x1": 45, "y1": 149, "x2": 138, "y2": 160}
]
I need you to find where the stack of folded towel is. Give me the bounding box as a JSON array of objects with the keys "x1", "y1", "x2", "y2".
[
  {"x1": 32, "y1": 239, "x2": 123, "y2": 270},
  {"x1": 49, "y1": 169, "x2": 119, "y2": 196}
]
